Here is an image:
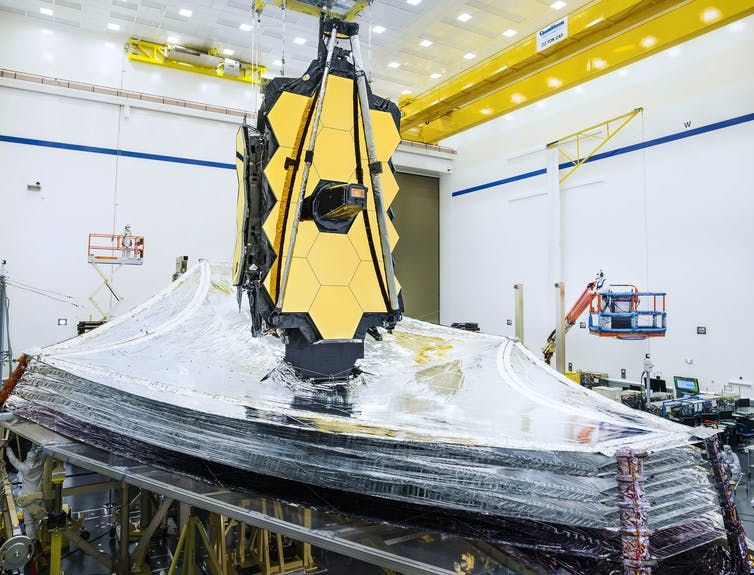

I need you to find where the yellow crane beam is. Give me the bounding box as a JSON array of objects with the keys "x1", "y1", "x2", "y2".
[
  {"x1": 254, "y1": 0, "x2": 369, "y2": 20},
  {"x1": 127, "y1": 39, "x2": 265, "y2": 84},
  {"x1": 400, "y1": 0, "x2": 754, "y2": 143}
]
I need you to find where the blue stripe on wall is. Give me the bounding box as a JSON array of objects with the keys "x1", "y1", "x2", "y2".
[
  {"x1": 2, "y1": 111, "x2": 752, "y2": 179},
  {"x1": 452, "y1": 112, "x2": 754, "y2": 198},
  {"x1": 0, "y1": 134, "x2": 236, "y2": 170}
]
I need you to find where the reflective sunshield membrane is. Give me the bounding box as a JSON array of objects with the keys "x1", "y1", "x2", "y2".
[{"x1": 5, "y1": 263, "x2": 724, "y2": 558}]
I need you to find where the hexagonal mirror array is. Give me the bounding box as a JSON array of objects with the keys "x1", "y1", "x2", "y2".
[{"x1": 262, "y1": 75, "x2": 402, "y2": 340}]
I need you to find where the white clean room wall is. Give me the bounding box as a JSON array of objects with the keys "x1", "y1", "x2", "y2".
[
  {"x1": 441, "y1": 17, "x2": 754, "y2": 393},
  {"x1": 0, "y1": 13, "x2": 454, "y2": 370},
  {"x1": 0, "y1": 13, "x2": 251, "y2": 361}
]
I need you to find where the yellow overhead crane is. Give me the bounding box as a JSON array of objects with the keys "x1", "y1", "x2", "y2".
[
  {"x1": 400, "y1": 0, "x2": 754, "y2": 143},
  {"x1": 254, "y1": 0, "x2": 369, "y2": 21},
  {"x1": 127, "y1": 39, "x2": 266, "y2": 84}
]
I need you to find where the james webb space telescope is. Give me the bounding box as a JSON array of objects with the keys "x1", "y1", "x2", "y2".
[{"x1": 232, "y1": 16, "x2": 403, "y2": 380}]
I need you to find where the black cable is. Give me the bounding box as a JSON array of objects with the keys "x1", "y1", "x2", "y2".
[
  {"x1": 4, "y1": 280, "x2": 74, "y2": 299},
  {"x1": 6, "y1": 282, "x2": 79, "y2": 308}
]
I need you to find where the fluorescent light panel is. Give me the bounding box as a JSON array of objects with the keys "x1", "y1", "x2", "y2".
[
  {"x1": 293, "y1": 37, "x2": 306, "y2": 45},
  {"x1": 503, "y1": 28, "x2": 517, "y2": 37},
  {"x1": 179, "y1": 8, "x2": 192, "y2": 17},
  {"x1": 388, "y1": 61, "x2": 401, "y2": 68},
  {"x1": 551, "y1": 1, "x2": 567, "y2": 9},
  {"x1": 419, "y1": 39, "x2": 433, "y2": 47},
  {"x1": 430, "y1": 72, "x2": 441, "y2": 79},
  {"x1": 464, "y1": 52, "x2": 476, "y2": 60},
  {"x1": 223, "y1": 48, "x2": 234, "y2": 56},
  {"x1": 239, "y1": 23, "x2": 252, "y2": 32},
  {"x1": 372, "y1": 25, "x2": 385, "y2": 33},
  {"x1": 107, "y1": 22, "x2": 120, "y2": 31},
  {"x1": 457, "y1": 13, "x2": 471, "y2": 22},
  {"x1": 40, "y1": 7, "x2": 53, "y2": 15},
  {"x1": 406, "y1": 0, "x2": 422, "y2": 5}
]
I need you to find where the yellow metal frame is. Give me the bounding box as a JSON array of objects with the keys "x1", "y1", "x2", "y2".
[
  {"x1": 168, "y1": 516, "x2": 224, "y2": 575},
  {"x1": 549, "y1": 107, "x2": 642, "y2": 183},
  {"x1": 400, "y1": 0, "x2": 754, "y2": 143},
  {"x1": 127, "y1": 39, "x2": 265, "y2": 85},
  {"x1": 255, "y1": 0, "x2": 368, "y2": 20},
  {"x1": 229, "y1": 499, "x2": 314, "y2": 575}
]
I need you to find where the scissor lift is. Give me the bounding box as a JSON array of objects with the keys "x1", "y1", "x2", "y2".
[{"x1": 87, "y1": 233, "x2": 145, "y2": 319}]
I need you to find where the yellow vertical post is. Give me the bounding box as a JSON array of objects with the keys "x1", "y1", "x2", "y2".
[
  {"x1": 49, "y1": 530, "x2": 63, "y2": 575},
  {"x1": 48, "y1": 462, "x2": 66, "y2": 575},
  {"x1": 302, "y1": 508, "x2": 313, "y2": 569}
]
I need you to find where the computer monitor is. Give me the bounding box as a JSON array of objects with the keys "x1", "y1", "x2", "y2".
[
  {"x1": 650, "y1": 378, "x2": 667, "y2": 393},
  {"x1": 674, "y1": 376, "x2": 699, "y2": 397}
]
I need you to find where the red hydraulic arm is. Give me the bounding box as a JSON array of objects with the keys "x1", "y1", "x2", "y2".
[{"x1": 542, "y1": 271, "x2": 605, "y2": 365}]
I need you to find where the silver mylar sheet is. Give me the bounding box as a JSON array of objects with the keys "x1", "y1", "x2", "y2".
[{"x1": 7, "y1": 261, "x2": 723, "y2": 536}]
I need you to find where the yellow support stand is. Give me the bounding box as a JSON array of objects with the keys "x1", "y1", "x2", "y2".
[
  {"x1": 48, "y1": 462, "x2": 66, "y2": 575},
  {"x1": 228, "y1": 499, "x2": 315, "y2": 575},
  {"x1": 168, "y1": 516, "x2": 224, "y2": 575},
  {"x1": 49, "y1": 529, "x2": 63, "y2": 575}
]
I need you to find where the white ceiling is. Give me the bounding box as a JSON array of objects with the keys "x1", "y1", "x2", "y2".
[{"x1": 0, "y1": 0, "x2": 593, "y2": 101}]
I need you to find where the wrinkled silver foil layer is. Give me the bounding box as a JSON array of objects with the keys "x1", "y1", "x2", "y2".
[{"x1": 6, "y1": 262, "x2": 724, "y2": 543}]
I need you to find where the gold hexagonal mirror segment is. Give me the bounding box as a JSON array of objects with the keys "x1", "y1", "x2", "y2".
[
  {"x1": 267, "y1": 93, "x2": 312, "y2": 148},
  {"x1": 307, "y1": 233, "x2": 360, "y2": 286},
  {"x1": 308, "y1": 286, "x2": 363, "y2": 340}
]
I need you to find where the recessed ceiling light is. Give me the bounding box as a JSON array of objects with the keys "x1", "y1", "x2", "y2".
[
  {"x1": 701, "y1": 7, "x2": 721, "y2": 23},
  {"x1": 406, "y1": 0, "x2": 422, "y2": 5},
  {"x1": 430, "y1": 72, "x2": 442, "y2": 79},
  {"x1": 273, "y1": 59, "x2": 282, "y2": 66},
  {"x1": 388, "y1": 61, "x2": 401, "y2": 68},
  {"x1": 550, "y1": 1, "x2": 567, "y2": 9},
  {"x1": 502, "y1": 29, "x2": 517, "y2": 37},
  {"x1": 40, "y1": 7, "x2": 53, "y2": 16},
  {"x1": 239, "y1": 23, "x2": 252, "y2": 32},
  {"x1": 167, "y1": 35, "x2": 179, "y2": 44},
  {"x1": 419, "y1": 39, "x2": 433, "y2": 47},
  {"x1": 293, "y1": 37, "x2": 306, "y2": 45},
  {"x1": 107, "y1": 22, "x2": 120, "y2": 31},
  {"x1": 223, "y1": 48, "x2": 234, "y2": 56},
  {"x1": 547, "y1": 77, "x2": 562, "y2": 88},
  {"x1": 640, "y1": 35, "x2": 656, "y2": 48},
  {"x1": 511, "y1": 92, "x2": 525, "y2": 104},
  {"x1": 457, "y1": 13, "x2": 472, "y2": 22},
  {"x1": 179, "y1": 8, "x2": 192, "y2": 17},
  {"x1": 372, "y1": 25, "x2": 386, "y2": 34},
  {"x1": 464, "y1": 52, "x2": 476, "y2": 60}
]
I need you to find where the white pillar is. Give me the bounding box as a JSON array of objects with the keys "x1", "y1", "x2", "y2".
[
  {"x1": 546, "y1": 146, "x2": 561, "y2": 290},
  {"x1": 547, "y1": 147, "x2": 565, "y2": 371}
]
